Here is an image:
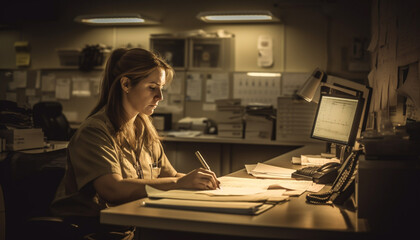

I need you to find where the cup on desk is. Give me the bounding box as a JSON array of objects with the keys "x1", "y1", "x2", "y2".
[{"x1": 376, "y1": 109, "x2": 394, "y2": 136}]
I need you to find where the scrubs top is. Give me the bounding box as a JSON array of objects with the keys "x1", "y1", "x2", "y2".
[{"x1": 51, "y1": 108, "x2": 177, "y2": 217}]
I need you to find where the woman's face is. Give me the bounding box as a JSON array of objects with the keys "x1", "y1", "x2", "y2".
[{"x1": 124, "y1": 68, "x2": 166, "y2": 117}]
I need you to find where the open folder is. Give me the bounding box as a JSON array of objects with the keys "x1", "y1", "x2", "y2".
[{"x1": 141, "y1": 198, "x2": 274, "y2": 215}]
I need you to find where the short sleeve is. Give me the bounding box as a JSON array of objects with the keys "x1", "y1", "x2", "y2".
[
  {"x1": 155, "y1": 142, "x2": 177, "y2": 177},
  {"x1": 68, "y1": 120, "x2": 121, "y2": 191}
]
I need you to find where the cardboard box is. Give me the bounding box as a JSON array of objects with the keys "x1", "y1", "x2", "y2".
[{"x1": 0, "y1": 128, "x2": 44, "y2": 151}]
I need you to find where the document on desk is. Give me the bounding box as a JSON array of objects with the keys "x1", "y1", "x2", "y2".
[
  {"x1": 141, "y1": 198, "x2": 274, "y2": 215},
  {"x1": 246, "y1": 162, "x2": 295, "y2": 179},
  {"x1": 300, "y1": 155, "x2": 341, "y2": 166},
  {"x1": 145, "y1": 176, "x2": 290, "y2": 202},
  {"x1": 244, "y1": 164, "x2": 325, "y2": 195}
]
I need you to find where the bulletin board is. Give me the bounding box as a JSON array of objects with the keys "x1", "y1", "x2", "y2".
[
  {"x1": 0, "y1": 69, "x2": 102, "y2": 123},
  {"x1": 368, "y1": 0, "x2": 420, "y2": 122}
]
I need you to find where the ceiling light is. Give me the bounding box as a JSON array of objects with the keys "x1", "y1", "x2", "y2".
[
  {"x1": 197, "y1": 11, "x2": 280, "y2": 23},
  {"x1": 74, "y1": 14, "x2": 159, "y2": 26},
  {"x1": 247, "y1": 72, "x2": 281, "y2": 77}
]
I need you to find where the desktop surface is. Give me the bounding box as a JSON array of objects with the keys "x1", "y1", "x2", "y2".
[{"x1": 100, "y1": 143, "x2": 369, "y2": 239}]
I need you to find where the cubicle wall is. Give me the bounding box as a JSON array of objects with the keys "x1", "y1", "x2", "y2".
[{"x1": 1, "y1": 68, "x2": 315, "y2": 132}]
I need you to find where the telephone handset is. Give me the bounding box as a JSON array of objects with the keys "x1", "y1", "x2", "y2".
[{"x1": 306, "y1": 150, "x2": 361, "y2": 205}]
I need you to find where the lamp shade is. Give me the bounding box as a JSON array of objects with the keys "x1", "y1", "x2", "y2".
[{"x1": 297, "y1": 68, "x2": 325, "y2": 102}]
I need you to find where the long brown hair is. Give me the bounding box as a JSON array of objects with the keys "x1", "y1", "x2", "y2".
[{"x1": 90, "y1": 48, "x2": 174, "y2": 148}]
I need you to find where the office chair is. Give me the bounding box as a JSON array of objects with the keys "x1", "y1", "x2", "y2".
[
  {"x1": 32, "y1": 101, "x2": 76, "y2": 141},
  {"x1": 0, "y1": 148, "x2": 84, "y2": 240},
  {"x1": 0, "y1": 149, "x2": 135, "y2": 240}
]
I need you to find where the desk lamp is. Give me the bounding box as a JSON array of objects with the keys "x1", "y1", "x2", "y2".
[
  {"x1": 297, "y1": 68, "x2": 358, "y2": 103},
  {"x1": 297, "y1": 68, "x2": 365, "y2": 161}
]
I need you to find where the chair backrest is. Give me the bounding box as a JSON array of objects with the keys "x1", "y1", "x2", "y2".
[
  {"x1": 32, "y1": 101, "x2": 72, "y2": 141},
  {"x1": 0, "y1": 148, "x2": 67, "y2": 239}
]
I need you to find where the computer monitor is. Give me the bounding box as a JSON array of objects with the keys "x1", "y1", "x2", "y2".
[{"x1": 311, "y1": 94, "x2": 364, "y2": 147}]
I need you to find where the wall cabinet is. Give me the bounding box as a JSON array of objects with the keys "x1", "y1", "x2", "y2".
[{"x1": 150, "y1": 36, "x2": 234, "y2": 72}]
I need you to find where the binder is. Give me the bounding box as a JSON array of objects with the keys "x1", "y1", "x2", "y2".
[{"x1": 141, "y1": 198, "x2": 274, "y2": 215}]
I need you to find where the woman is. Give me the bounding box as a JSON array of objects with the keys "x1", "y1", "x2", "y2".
[{"x1": 51, "y1": 48, "x2": 219, "y2": 238}]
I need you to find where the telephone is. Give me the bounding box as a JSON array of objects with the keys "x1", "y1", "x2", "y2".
[
  {"x1": 306, "y1": 150, "x2": 362, "y2": 205},
  {"x1": 292, "y1": 162, "x2": 341, "y2": 184}
]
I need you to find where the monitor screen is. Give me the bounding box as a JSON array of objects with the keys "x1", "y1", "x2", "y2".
[{"x1": 311, "y1": 94, "x2": 364, "y2": 146}]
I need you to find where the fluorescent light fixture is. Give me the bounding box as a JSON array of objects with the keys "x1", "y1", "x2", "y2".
[
  {"x1": 74, "y1": 14, "x2": 159, "y2": 26},
  {"x1": 247, "y1": 72, "x2": 281, "y2": 77},
  {"x1": 197, "y1": 11, "x2": 280, "y2": 23}
]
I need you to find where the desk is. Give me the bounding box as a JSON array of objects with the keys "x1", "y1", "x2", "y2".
[
  {"x1": 101, "y1": 143, "x2": 369, "y2": 239},
  {"x1": 161, "y1": 134, "x2": 320, "y2": 176}
]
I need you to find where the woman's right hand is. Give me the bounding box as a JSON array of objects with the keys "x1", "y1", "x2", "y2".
[{"x1": 176, "y1": 168, "x2": 220, "y2": 190}]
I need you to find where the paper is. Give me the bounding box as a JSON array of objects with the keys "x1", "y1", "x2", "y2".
[
  {"x1": 72, "y1": 77, "x2": 91, "y2": 97},
  {"x1": 141, "y1": 198, "x2": 274, "y2": 215},
  {"x1": 268, "y1": 180, "x2": 313, "y2": 191},
  {"x1": 301, "y1": 155, "x2": 340, "y2": 166},
  {"x1": 167, "y1": 72, "x2": 184, "y2": 94},
  {"x1": 90, "y1": 77, "x2": 101, "y2": 96},
  {"x1": 197, "y1": 187, "x2": 266, "y2": 196},
  {"x1": 145, "y1": 177, "x2": 290, "y2": 202},
  {"x1": 233, "y1": 73, "x2": 281, "y2": 107},
  {"x1": 221, "y1": 174, "x2": 322, "y2": 194},
  {"x1": 186, "y1": 73, "x2": 202, "y2": 101},
  {"x1": 205, "y1": 73, "x2": 229, "y2": 102},
  {"x1": 13, "y1": 70, "x2": 27, "y2": 88},
  {"x1": 291, "y1": 156, "x2": 301, "y2": 164},
  {"x1": 249, "y1": 162, "x2": 295, "y2": 179},
  {"x1": 397, "y1": 62, "x2": 420, "y2": 107},
  {"x1": 55, "y1": 78, "x2": 71, "y2": 100},
  {"x1": 146, "y1": 185, "x2": 274, "y2": 202},
  {"x1": 242, "y1": 165, "x2": 325, "y2": 195},
  {"x1": 41, "y1": 74, "x2": 56, "y2": 92},
  {"x1": 367, "y1": 0, "x2": 379, "y2": 52}
]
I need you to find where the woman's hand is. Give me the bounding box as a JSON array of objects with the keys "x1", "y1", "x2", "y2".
[{"x1": 176, "y1": 168, "x2": 220, "y2": 190}]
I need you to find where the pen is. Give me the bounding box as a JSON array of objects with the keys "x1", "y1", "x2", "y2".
[
  {"x1": 195, "y1": 150, "x2": 220, "y2": 189},
  {"x1": 194, "y1": 151, "x2": 211, "y2": 171}
]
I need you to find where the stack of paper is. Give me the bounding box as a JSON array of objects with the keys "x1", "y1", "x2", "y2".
[
  {"x1": 300, "y1": 155, "x2": 341, "y2": 166},
  {"x1": 215, "y1": 99, "x2": 245, "y2": 138},
  {"x1": 244, "y1": 164, "x2": 325, "y2": 195},
  {"x1": 146, "y1": 179, "x2": 288, "y2": 202},
  {"x1": 246, "y1": 162, "x2": 295, "y2": 179},
  {"x1": 143, "y1": 179, "x2": 286, "y2": 215},
  {"x1": 142, "y1": 199, "x2": 274, "y2": 215},
  {"x1": 142, "y1": 174, "x2": 324, "y2": 214}
]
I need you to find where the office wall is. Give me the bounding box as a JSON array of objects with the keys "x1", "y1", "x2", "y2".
[
  {"x1": 368, "y1": 0, "x2": 420, "y2": 122},
  {"x1": 0, "y1": 0, "x2": 371, "y2": 123}
]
